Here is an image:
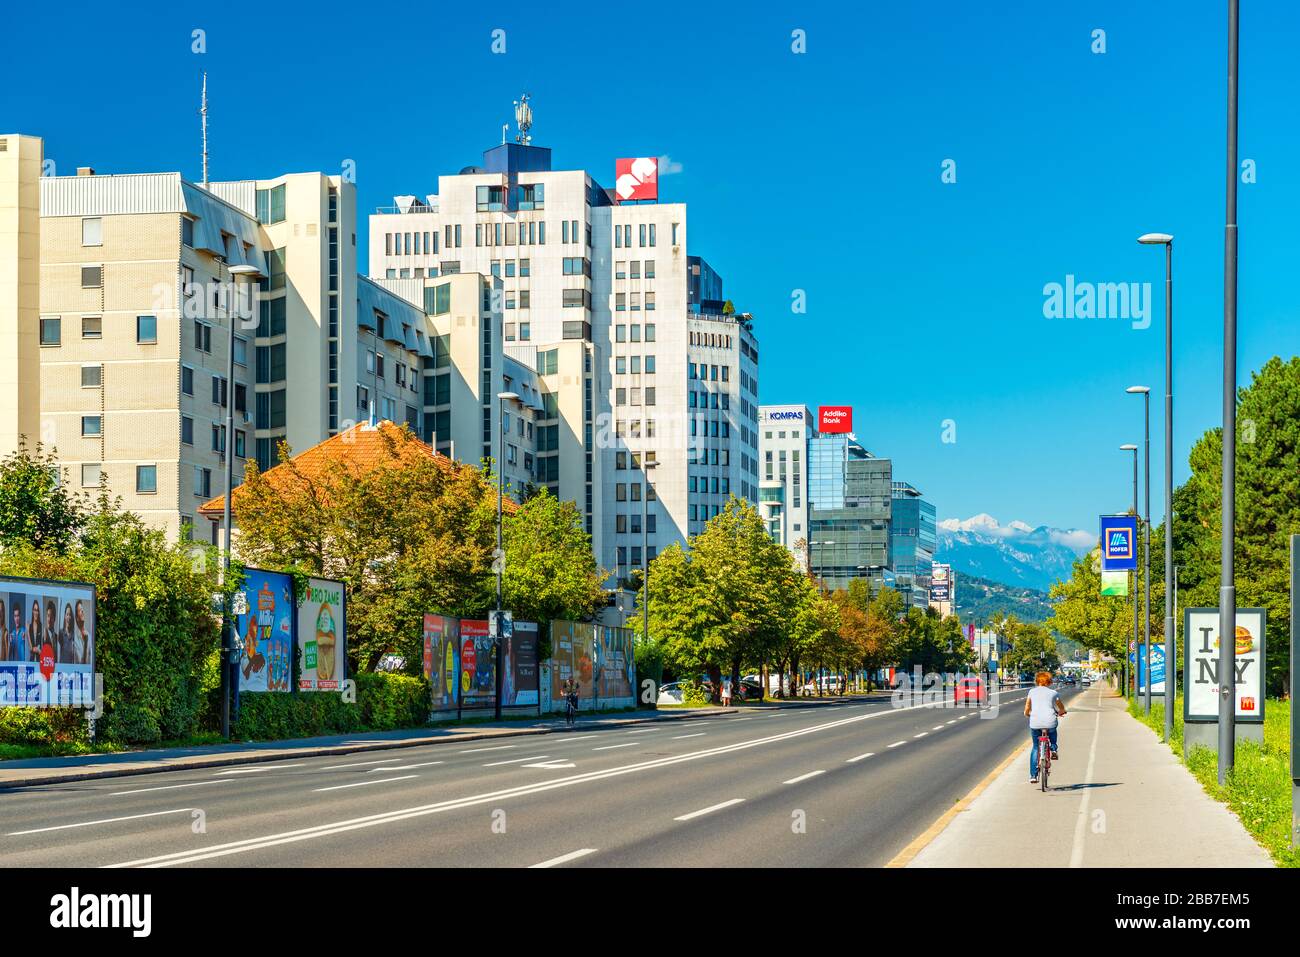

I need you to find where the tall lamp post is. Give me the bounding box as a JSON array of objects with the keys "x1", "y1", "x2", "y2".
[
  {"x1": 1138, "y1": 232, "x2": 1174, "y2": 740},
  {"x1": 1127, "y1": 386, "x2": 1152, "y2": 713},
  {"x1": 1217, "y1": 0, "x2": 1240, "y2": 786},
  {"x1": 494, "y1": 391, "x2": 520, "y2": 721},
  {"x1": 1121, "y1": 444, "x2": 1139, "y2": 698},
  {"x1": 219, "y1": 263, "x2": 259, "y2": 739}
]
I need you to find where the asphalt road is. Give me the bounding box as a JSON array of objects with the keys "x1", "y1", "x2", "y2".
[{"x1": 0, "y1": 685, "x2": 1080, "y2": 867}]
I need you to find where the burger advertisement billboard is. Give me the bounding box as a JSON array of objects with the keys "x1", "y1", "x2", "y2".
[
  {"x1": 1183, "y1": 607, "x2": 1266, "y2": 723},
  {"x1": 297, "y1": 577, "x2": 345, "y2": 691}
]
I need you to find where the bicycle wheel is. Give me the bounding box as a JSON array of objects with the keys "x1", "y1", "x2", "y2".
[{"x1": 1040, "y1": 743, "x2": 1050, "y2": 792}]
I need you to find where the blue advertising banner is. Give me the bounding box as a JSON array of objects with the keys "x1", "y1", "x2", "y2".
[
  {"x1": 233, "y1": 568, "x2": 294, "y2": 693},
  {"x1": 1130, "y1": 643, "x2": 1166, "y2": 695},
  {"x1": 1100, "y1": 515, "x2": 1138, "y2": 571}
]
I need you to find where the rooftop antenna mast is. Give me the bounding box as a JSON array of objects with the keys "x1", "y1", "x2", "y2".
[
  {"x1": 513, "y1": 94, "x2": 533, "y2": 146},
  {"x1": 200, "y1": 72, "x2": 209, "y2": 187}
]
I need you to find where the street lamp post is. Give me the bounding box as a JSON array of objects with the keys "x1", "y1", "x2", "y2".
[
  {"x1": 1217, "y1": 0, "x2": 1240, "y2": 786},
  {"x1": 495, "y1": 391, "x2": 520, "y2": 722},
  {"x1": 220, "y1": 263, "x2": 258, "y2": 739},
  {"x1": 1121, "y1": 444, "x2": 1139, "y2": 698},
  {"x1": 1139, "y1": 231, "x2": 1174, "y2": 740},
  {"x1": 1128, "y1": 387, "x2": 1152, "y2": 713}
]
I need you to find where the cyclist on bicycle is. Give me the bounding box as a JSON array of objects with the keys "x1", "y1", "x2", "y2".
[
  {"x1": 561, "y1": 676, "x2": 580, "y2": 721},
  {"x1": 1024, "y1": 670, "x2": 1066, "y2": 783}
]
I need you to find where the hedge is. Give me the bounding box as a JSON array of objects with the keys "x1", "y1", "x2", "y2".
[{"x1": 229, "y1": 672, "x2": 430, "y2": 741}]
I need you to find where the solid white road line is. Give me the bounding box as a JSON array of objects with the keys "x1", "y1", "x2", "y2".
[
  {"x1": 458, "y1": 745, "x2": 515, "y2": 754},
  {"x1": 106, "y1": 694, "x2": 971, "y2": 868},
  {"x1": 110, "y1": 780, "x2": 233, "y2": 797},
  {"x1": 673, "y1": 798, "x2": 745, "y2": 821},
  {"x1": 483, "y1": 755, "x2": 549, "y2": 767},
  {"x1": 887, "y1": 741, "x2": 906, "y2": 748},
  {"x1": 312, "y1": 775, "x2": 418, "y2": 793},
  {"x1": 368, "y1": 761, "x2": 443, "y2": 772},
  {"x1": 318, "y1": 759, "x2": 401, "y2": 770},
  {"x1": 672, "y1": 732, "x2": 706, "y2": 739},
  {"x1": 9, "y1": 808, "x2": 194, "y2": 836},
  {"x1": 529, "y1": 848, "x2": 597, "y2": 868},
  {"x1": 592, "y1": 743, "x2": 637, "y2": 751},
  {"x1": 783, "y1": 770, "x2": 826, "y2": 785},
  {"x1": 1069, "y1": 693, "x2": 1104, "y2": 868},
  {"x1": 846, "y1": 753, "x2": 874, "y2": 763}
]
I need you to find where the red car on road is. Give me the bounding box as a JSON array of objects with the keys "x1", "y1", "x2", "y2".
[{"x1": 954, "y1": 676, "x2": 986, "y2": 705}]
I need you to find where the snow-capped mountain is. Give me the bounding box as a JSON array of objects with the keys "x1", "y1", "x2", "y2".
[{"x1": 934, "y1": 514, "x2": 1094, "y2": 593}]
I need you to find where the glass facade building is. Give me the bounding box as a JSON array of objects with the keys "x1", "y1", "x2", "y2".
[
  {"x1": 889, "y1": 481, "x2": 937, "y2": 610},
  {"x1": 807, "y1": 435, "x2": 891, "y2": 591}
]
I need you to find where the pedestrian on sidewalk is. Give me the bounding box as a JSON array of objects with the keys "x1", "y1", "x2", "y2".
[
  {"x1": 721, "y1": 675, "x2": 733, "y2": 707},
  {"x1": 1024, "y1": 671, "x2": 1066, "y2": 783}
]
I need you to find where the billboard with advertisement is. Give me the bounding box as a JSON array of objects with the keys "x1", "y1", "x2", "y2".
[
  {"x1": 1183, "y1": 608, "x2": 1266, "y2": 723},
  {"x1": 615, "y1": 157, "x2": 658, "y2": 201},
  {"x1": 423, "y1": 614, "x2": 460, "y2": 712},
  {"x1": 818, "y1": 406, "x2": 853, "y2": 434},
  {"x1": 459, "y1": 619, "x2": 497, "y2": 709},
  {"x1": 233, "y1": 569, "x2": 293, "y2": 693},
  {"x1": 1100, "y1": 570, "x2": 1129, "y2": 596},
  {"x1": 930, "y1": 564, "x2": 951, "y2": 603},
  {"x1": 506, "y1": 620, "x2": 540, "y2": 707},
  {"x1": 1132, "y1": 643, "x2": 1166, "y2": 695},
  {"x1": 595, "y1": 625, "x2": 635, "y2": 701},
  {"x1": 550, "y1": 620, "x2": 596, "y2": 703},
  {"x1": 297, "y1": 577, "x2": 345, "y2": 691},
  {"x1": 0, "y1": 575, "x2": 96, "y2": 708},
  {"x1": 1100, "y1": 515, "x2": 1138, "y2": 571}
]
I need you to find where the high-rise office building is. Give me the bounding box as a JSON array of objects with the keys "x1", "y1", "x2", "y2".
[
  {"x1": 806, "y1": 433, "x2": 892, "y2": 591},
  {"x1": 757, "y1": 404, "x2": 816, "y2": 568},
  {"x1": 369, "y1": 130, "x2": 759, "y2": 582},
  {"x1": 889, "y1": 481, "x2": 937, "y2": 610}
]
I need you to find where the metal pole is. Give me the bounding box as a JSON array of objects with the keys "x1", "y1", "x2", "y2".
[
  {"x1": 1218, "y1": 0, "x2": 1239, "y2": 784},
  {"x1": 1143, "y1": 390, "x2": 1152, "y2": 713},
  {"x1": 221, "y1": 266, "x2": 236, "y2": 739},
  {"x1": 642, "y1": 469, "x2": 650, "y2": 697},
  {"x1": 1132, "y1": 450, "x2": 1139, "y2": 699},
  {"x1": 1164, "y1": 241, "x2": 1175, "y2": 741},
  {"x1": 494, "y1": 394, "x2": 504, "y2": 721}
]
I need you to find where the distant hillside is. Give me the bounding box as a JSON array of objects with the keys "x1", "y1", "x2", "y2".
[
  {"x1": 952, "y1": 571, "x2": 1054, "y2": 626},
  {"x1": 936, "y1": 513, "x2": 1091, "y2": 592}
]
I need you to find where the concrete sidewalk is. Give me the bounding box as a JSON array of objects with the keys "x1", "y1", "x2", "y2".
[{"x1": 901, "y1": 685, "x2": 1273, "y2": 867}]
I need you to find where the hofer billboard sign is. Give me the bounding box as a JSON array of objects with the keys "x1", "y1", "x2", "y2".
[{"x1": 818, "y1": 406, "x2": 852, "y2": 434}]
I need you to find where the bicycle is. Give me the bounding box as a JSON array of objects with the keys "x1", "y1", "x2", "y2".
[
  {"x1": 565, "y1": 693, "x2": 578, "y2": 727},
  {"x1": 1036, "y1": 727, "x2": 1053, "y2": 791}
]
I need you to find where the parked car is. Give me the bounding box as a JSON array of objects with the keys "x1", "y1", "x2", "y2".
[
  {"x1": 800, "y1": 675, "x2": 845, "y2": 695},
  {"x1": 1081, "y1": 677, "x2": 1092, "y2": 688},
  {"x1": 954, "y1": 676, "x2": 986, "y2": 704},
  {"x1": 656, "y1": 682, "x2": 685, "y2": 705}
]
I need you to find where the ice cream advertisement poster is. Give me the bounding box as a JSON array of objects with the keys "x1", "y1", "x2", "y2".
[
  {"x1": 233, "y1": 569, "x2": 294, "y2": 694},
  {"x1": 298, "y1": 577, "x2": 346, "y2": 692},
  {"x1": 1183, "y1": 607, "x2": 1266, "y2": 723}
]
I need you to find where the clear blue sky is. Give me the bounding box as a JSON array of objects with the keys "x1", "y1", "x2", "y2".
[{"x1": 5, "y1": 0, "x2": 1296, "y2": 533}]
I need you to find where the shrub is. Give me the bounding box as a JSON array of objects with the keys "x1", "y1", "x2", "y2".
[
  {"x1": 0, "y1": 706, "x2": 90, "y2": 748},
  {"x1": 680, "y1": 678, "x2": 710, "y2": 708},
  {"x1": 230, "y1": 672, "x2": 429, "y2": 741}
]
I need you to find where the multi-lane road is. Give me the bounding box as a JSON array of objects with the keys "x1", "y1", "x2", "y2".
[{"x1": 2, "y1": 685, "x2": 1078, "y2": 867}]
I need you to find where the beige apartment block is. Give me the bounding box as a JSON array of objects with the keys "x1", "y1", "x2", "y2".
[{"x1": 0, "y1": 134, "x2": 43, "y2": 457}]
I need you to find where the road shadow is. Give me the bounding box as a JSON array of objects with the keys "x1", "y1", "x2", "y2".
[{"x1": 1048, "y1": 781, "x2": 1121, "y2": 792}]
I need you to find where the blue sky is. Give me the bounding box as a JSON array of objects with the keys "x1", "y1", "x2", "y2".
[{"x1": 4, "y1": 0, "x2": 1296, "y2": 534}]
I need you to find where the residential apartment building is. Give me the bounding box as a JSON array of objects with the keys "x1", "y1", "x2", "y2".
[
  {"x1": 0, "y1": 134, "x2": 42, "y2": 457},
  {"x1": 806, "y1": 433, "x2": 892, "y2": 592},
  {"x1": 757, "y1": 404, "x2": 816, "y2": 568},
  {"x1": 33, "y1": 165, "x2": 424, "y2": 542},
  {"x1": 369, "y1": 135, "x2": 760, "y2": 582},
  {"x1": 889, "y1": 481, "x2": 937, "y2": 610}
]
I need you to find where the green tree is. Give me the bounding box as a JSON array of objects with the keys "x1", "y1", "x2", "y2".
[{"x1": 0, "y1": 442, "x2": 88, "y2": 554}]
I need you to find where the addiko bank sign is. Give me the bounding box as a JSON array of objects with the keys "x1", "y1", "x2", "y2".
[{"x1": 818, "y1": 406, "x2": 853, "y2": 433}]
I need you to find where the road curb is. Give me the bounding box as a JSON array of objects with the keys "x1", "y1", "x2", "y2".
[
  {"x1": 885, "y1": 737, "x2": 1030, "y2": 868},
  {"x1": 0, "y1": 708, "x2": 739, "y2": 790}
]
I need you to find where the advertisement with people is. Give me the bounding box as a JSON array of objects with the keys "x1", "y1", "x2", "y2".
[
  {"x1": 595, "y1": 625, "x2": 635, "y2": 701},
  {"x1": 297, "y1": 577, "x2": 345, "y2": 691},
  {"x1": 0, "y1": 576, "x2": 96, "y2": 708},
  {"x1": 234, "y1": 568, "x2": 293, "y2": 693},
  {"x1": 459, "y1": 618, "x2": 495, "y2": 709},
  {"x1": 423, "y1": 614, "x2": 460, "y2": 712},
  {"x1": 506, "y1": 620, "x2": 539, "y2": 707}
]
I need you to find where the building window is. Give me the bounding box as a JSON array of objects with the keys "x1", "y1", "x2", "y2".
[
  {"x1": 81, "y1": 415, "x2": 101, "y2": 437},
  {"x1": 255, "y1": 184, "x2": 286, "y2": 224},
  {"x1": 181, "y1": 415, "x2": 193, "y2": 445},
  {"x1": 81, "y1": 463, "x2": 101, "y2": 488},
  {"x1": 136, "y1": 465, "x2": 157, "y2": 494},
  {"x1": 137, "y1": 315, "x2": 157, "y2": 343},
  {"x1": 181, "y1": 218, "x2": 194, "y2": 247},
  {"x1": 39, "y1": 317, "x2": 61, "y2": 346},
  {"x1": 181, "y1": 366, "x2": 194, "y2": 396},
  {"x1": 81, "y1": 217, "x2": 102, "y2": 247},
  {"x1": 80, "y1": 365, "x2": 101, "y2": 388},
  {"x1": 193, "y1": 466, "x2": 211, "y2": 498},
  {"x1": 81, "y1": 316, "x2": 101, "y2": 339}
]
